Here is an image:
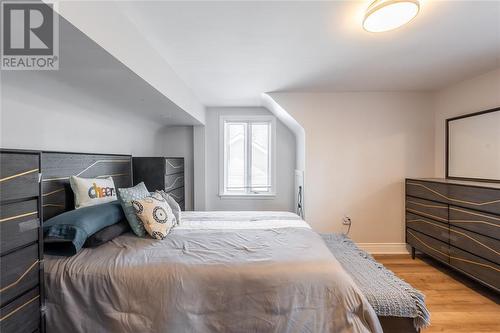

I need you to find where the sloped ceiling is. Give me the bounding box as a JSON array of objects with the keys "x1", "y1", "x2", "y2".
[
  {"x1": 53, "y1": 1, "x2": 499, "y2": 106},
  {"x1": 2, "y1": 14, "x2": 201, "y2": 126}
]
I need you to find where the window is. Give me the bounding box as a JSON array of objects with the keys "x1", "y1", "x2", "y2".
[{"x1": 220, "y1": 116, "x2": 276, "y2": 196}]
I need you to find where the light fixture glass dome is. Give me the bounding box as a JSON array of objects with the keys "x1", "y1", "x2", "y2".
[{"x1": 363, "y1": 0, "x2": 420, "y2": 33}]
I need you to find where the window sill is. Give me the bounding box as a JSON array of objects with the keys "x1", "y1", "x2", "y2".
[{"x1": 219, "y1": 193, "x2": 276, "y2": 200}]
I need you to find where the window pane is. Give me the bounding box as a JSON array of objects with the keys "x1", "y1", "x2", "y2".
[
  {"x1": 251, "y1": 123, "x2": 270, "y2": 193},
  {"x1": 225, "y1": 122, "x2": 246, "y2": 192}
]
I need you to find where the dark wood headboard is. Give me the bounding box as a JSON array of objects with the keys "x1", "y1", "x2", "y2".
[{"x1": 41, "y1": 152, "x2": 132, "y2": 220}]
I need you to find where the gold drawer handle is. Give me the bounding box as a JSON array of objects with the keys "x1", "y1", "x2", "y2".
[
  {"x1": 407, "y1": 182, "x2": 500, "y2": 206},
  {"x1": 0, "y1": 260, "x2": 39, "y2": 293},
  {"x1": 408, "y1": 220, "x2": 499, "y2": 256},
  {"x1": 408, "y1": 230, "x2": 448, "y2": 256},
  {"x1": 407, "y1": 208, "x2": 447, "y2": 222},
  {"x1": 449, "y1": 207, "x2": 500, "y2": 227},
  {"x1": 408, "y1": 230, "x2": 500, "y2": 272},
  {"x1": 0, "y1": 211, "x2": 37, "y2": 223},
  {"x1": 0, "y1": 295, "x2": 39, "y2": 322},
  {"x1": 407, "y1": 219, "x2": 447, "y2": 230},
  {"x1": 449, "y1": 229, "x2": 500, "y2": 256},
  {"x1": 0, "y1": 169, "x2": 38, "y2": 183},
  {"x1": 450, "y1": 219, "x2": 500, "y2": 228},
  {"x1": 407, "y1": 200, "x2": 447, "y2": 209}
]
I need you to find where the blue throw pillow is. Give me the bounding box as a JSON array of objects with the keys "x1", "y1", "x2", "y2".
[
  {"x1": 44, "y1": 201, "x2": 124, "y2": 256},
  {"x1": 117, "y1": 182, "x2": 149, "y2": 237}
]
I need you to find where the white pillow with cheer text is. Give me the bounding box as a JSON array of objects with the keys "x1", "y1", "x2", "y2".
[{"x1": 69, "y1": 176, "x2": 117, "y2": 209}]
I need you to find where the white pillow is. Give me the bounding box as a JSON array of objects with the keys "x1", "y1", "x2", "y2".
[
  {"x1": 69, "y1": 176, "x2": 117, "y2": 209},
  {"x1": 157, "y1": 190, "x2": 181, "y2": 224}
]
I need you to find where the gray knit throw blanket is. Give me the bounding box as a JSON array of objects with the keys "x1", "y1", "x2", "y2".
[{"x1": 321, "y1": 233, "x2": 430, "y2": 330}]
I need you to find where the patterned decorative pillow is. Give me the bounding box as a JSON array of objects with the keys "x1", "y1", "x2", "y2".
[
  {"x1": 156, "y1": 190, "x2": 181, "y2": 224},
  {"x1": 117, "y1": 182, "x2": 150, "y2": 237},
  {"x1": 69, "y1": 176, "x2": 117, "y2": 209},
  {"x1": 132, "y1": 192, "x2": 176, "y2": 240}
]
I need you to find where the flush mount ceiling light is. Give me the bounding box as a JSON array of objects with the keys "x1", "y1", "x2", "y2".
[{"x1": 363, "y1": 0, "x2": 420, "y2": 33}]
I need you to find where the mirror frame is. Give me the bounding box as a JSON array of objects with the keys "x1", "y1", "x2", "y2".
[{"x1": 446, "y1": 106, "x2": 500, "y2": 183}]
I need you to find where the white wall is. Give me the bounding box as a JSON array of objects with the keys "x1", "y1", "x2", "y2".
[
  {"x1": 193, "y1": 125, "x2": 207, "y2": 210},
  {"x1": 204, "y1": 107, "x2": 296, "y2": 212},
  {"x1": 270, "y1": 92, "x2": 435, "y2": 244},
  {"x1": 157, "y1": 126, "x2": 194, "y2": 210},
  {"x1": 0, "y1": 71, "x2": 199, "y2": 210},
  {"x1": 1, "y1": 72, "x2": 165, "y2": 156},
  {"x1": 433, "y1": 68, "x2": 500, "y2": 177}
]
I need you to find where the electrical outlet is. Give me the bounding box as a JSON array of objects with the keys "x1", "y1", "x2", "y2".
[{"x1": 342, "y1": 216, "x2": 352, "y2": 225}]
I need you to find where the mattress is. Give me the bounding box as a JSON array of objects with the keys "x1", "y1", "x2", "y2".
[{"x1": 44, "y1": 211, "x2": 382, "y2": 333}]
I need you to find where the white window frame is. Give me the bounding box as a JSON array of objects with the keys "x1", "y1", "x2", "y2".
[{"x1": 219, "y1": 115, "x2": 276, "y2": 198}]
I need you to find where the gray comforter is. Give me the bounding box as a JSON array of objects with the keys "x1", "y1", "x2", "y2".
[{"x1": 45, "y1": 212, "x2": 382, "y2": 333}]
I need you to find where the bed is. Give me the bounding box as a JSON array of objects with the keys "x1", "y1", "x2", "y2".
[
  {"x1": 41, "y1": 152, "x2": 421, "y2": 333},
  {"x1": 44, "y1": 211, "x2": 382, "y2": 333}
]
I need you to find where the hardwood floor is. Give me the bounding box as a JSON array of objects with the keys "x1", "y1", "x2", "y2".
[{"x1": 374, "y1": 254, "x2": 500, "y2": 333}]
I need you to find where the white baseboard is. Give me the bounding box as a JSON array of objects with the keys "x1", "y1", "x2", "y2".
[{"x1": 356, "y1": 243, "x2": 409, "y2": 255}]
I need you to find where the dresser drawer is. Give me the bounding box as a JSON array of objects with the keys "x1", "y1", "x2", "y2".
[
  {"x1": 407, "y1": 229, "x2": 449, "y2": 263},
  {"x1": 406, "y1": 196, "x2": 448, "y2": 223},
  {"x1": 165, "y1": 158, "x2": 184, "y2": 175},
  {"x1": 165, "y1": 173, "x2": 184, "y2": 192},
  {"x1": 0, "y1": 243, "x2": 39, "y2": 307},
  {"x1": 449, "y1": 206, "x2": 500, "y2": 240},
  {"x1": 450, "y1": 226, "x2": 500, "y2": 265},
  {"x1": 448, "y1": 184, "x2": 500, "y2": 215},
  {"x1": 167, "y1": 186, "x2": 185, "y2": 203},
  {"x1": 406, "y1": 180, "x2": 449, "y2": 204},
  {"x1": 0, "y1": 153, "x2": 39, "y2": 202},
  {"x1": 450, "y1": 246, "x2": 500, "y2": 292},
  {"x1": 0, "y1": 288, "x2": 40, "y2": 333},
  {"x1": 0, "y1": 200, "x2": 39, "y2": 255},
  {"x1": 406, "y1": 212, "x2": 449, "y2": 243}
]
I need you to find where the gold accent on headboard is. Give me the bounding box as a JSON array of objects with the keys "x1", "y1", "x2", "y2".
[
  {"x1": 43, "y1": 172, "x2": 129, "y2": 182},
  {"x1": 0, "y1": 168, "x2": 38, "y2": 183},
  {"x1": 407, "y1": 182, "x2": 500, "y2": 206},
  {"x1": 42, "y1": 188, "x2": 65, "y2": 197},
  {"x1": 408, "y1": 230, "x2": 500, "y2": 272},
  {"x1": 0, "y1": 260, "x2": 39, "y2": 293},
  {"x1": 42, "y1": 159, "x2": 129, "y2": 182},
  {"x1": 0, "y1": 211, "x2": 37, "y2": 223},
  {"x1": 0, "y1": 295, "x2": 40, "y2": 322},
  {"x1": 42, "y1": 204, "x2": 65, "y2": 208}
]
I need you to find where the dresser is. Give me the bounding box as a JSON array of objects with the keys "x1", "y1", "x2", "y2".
[
  {"x1": 0, "y1": 150, "x2": 45, "y2": 333},
  {"x1": 133, "y1": 157, "x2": 185, "y2": 210},
  {"x1": 406, "y1": 178, "x2": 500, "y2": 292}
]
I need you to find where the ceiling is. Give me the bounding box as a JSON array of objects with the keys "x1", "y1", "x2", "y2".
[{"x1": 112, "y1": 0, "x2": 500, "y2": 106}]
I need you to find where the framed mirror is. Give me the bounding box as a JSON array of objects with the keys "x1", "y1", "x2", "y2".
[{"x1": 446, "y1": 107, "x2": 500, "y2": 183}]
